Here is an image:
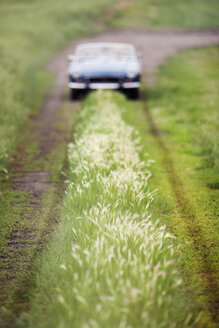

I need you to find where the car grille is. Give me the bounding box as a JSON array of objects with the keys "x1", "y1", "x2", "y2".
[{"x1": 88, "y1": 77, "x2": 122, "y2": 83}]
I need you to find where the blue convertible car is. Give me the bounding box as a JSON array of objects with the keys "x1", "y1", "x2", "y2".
[{"x1": 68, "y1": 42, "x2": 141, "y2": 100}]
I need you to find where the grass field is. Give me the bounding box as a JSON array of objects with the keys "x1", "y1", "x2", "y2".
[
  {"x1": 16, "y1": 46, "x2": 219, "y2": 327},
  {"x1": 19, "y1": 48, "x2": 219, "y2": 323},
  {"x1": 122, "y1": 46, "x2": 219, "y2": 326},
  {"x1": 146, "y1": 46, "x2": 219, "y2": 271},
  {"x1": 109, "y1": 0, "x2": 219, "y2": 29},
  {"x1": 0, "y1": 0, "x2": 116, "y2": 325},
  {"x1": 1, "y1": 0, "x2": 218, "y2": 327},
  {"x1": 20, "y1": 45, "x2": 219, "y2": 327},
  {"x1": 0, "y1": 0, "x2": 116, "y2": 174},
  {"x1": 18, "y1": 92, "x2": 201, "y2": 328}
]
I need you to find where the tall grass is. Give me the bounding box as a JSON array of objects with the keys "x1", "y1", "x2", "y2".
[
  {"x1": 21, "y1": 92, "x2": 200, "y2": 328},
  {"x1": 117, "y1": 47, "x2": 219, "y2": 326},
  {"x1": 0, "y1": 0, "x2": 115, "y2": 172}
]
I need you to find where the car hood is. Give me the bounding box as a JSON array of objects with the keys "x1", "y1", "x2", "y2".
[{"x1": 69, "y1": 56, "x2": 140, "y2": 77}]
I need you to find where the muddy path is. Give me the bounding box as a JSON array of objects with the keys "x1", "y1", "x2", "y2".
[{"x1": 1, "y1": 28, "x2": 219, "y2": 325}]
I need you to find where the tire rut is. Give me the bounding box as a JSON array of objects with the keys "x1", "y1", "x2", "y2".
[
  {"x1": 0, "y1": 75, "x2": 75, "y2": 326},
  {"x1": 143, "y1": 99, "x2": 219, "y2": 323}
]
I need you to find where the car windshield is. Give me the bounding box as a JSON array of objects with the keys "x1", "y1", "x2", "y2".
[{"x1": 76, "y1": 44, "x2": 135, "y2": 58}]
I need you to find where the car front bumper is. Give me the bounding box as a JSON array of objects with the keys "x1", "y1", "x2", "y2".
[{"x1": 68, "y1": 81, "x2": 140, "y2": 90}]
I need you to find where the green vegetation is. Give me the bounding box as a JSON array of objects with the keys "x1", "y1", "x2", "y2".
[
  {"x1": 121, "y1": 46, "x2": 219, "y2": 326},
  {"x1": 149, "y1": 47, "x2": 219, "y2": 312},
  {"x1": 148, "y1": 46, "x2": 219, "y2": 189},
  {"x1": 109, "y1": 0, "x2": 219, "y2": 29},
  {"x1": 0, "y1": 98, "x2": 77, "y2": 252},
  {"x1": 146, "y1": 46, "x2": 219, "y2": 262},
  {"x1": 18, "y1": 45, "x2": 219, "y2": 325},
  {"x1": 19, "y1": 92, "x2": 200, "y2": 328},
  {"x1": 0, "y1": 0, "x2": 116, "y2": 173},
  {"x1": 0, "y1": 99, "x2": 80, "y2": 327},
  {"x1": 1, "y1": 0, "x2": 218, "y2": 326}
]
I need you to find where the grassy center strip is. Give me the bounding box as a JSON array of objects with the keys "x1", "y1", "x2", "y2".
[{"x1": 23, "y1": 91, "x2": 199, "y2": 328}]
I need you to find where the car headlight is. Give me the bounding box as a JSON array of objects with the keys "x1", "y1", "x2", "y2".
[
  {"x1": 127, "y1": 70, "x2": 138, "y2": 79},
  {"x1": 72, "y1": 70, "x2": 81, "y2": 78}
]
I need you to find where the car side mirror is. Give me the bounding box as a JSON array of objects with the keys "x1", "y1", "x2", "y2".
[{"x1": 67, "y1": 54, "x2": 76, "y2": 61}]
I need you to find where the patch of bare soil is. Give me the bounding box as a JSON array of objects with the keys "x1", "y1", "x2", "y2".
[{"x1": 1, "y1": 28, "x2": 219, "y2": 324}]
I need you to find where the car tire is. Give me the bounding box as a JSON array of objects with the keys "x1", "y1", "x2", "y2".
[
  {"x1": 70, "y1": 89, "x2": 80, "y2": 101},
  {"x1": 128, "y1": 88, "x2": 140, "y2": 100}
]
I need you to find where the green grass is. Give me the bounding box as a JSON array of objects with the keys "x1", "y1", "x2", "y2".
[
  {"x1": 146, "y1": 45, "x2": 219, "y2": 227},
  {"x1": 4, "y1": 45, "x2": 218, "y2": 327},
  {"x1": 150, "y1": 46, "x2": 219, "y2": 185},
  {"x1": 18, "y1": 92, "x2": 201, "y2": 328},
  {"x1": 119, "y1": 46, "x2": 219, "y2": 326},
  {"x1": 146, "y1": 46, "x2": 219, "y2": 287},
  {"x1": 0, "y1": 98, "x2": 77, "y2": 252},
  {"x1": 109, "y1": 0, "x2": 219, "y2": 29},
  {"x1": 0, "y1": 98, "x2": 80, "y2": 328},
  {"x1": 6, "y1": 45, "x2": 218, "y2": 327},
  {"x1": 0, "y1": 2, "x2": 115, "y2": 318},
  {"x1": 1, "y1": 0, "x2": 218, "y2": 326},
  {"x1": 0, "y1": 0, "x2": 116, "y2": 173}
]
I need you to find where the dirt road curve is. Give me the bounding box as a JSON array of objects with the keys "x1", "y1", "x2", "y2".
[
  {"x1": 49, "y1": 28, "x2": 219, "y2": 86},
  {"x1": 25, "y1": 28, "x2": 219, "y2": 166},
  {"x1": 16, "y1": 28, "x2": 219, "y2": 166}
]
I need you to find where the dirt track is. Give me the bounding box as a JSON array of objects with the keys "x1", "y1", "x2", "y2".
[
  {"x1": 34, "y1": 27, "x2": 219, "y2": 204},
  {"x1": 17, "y1": 27, "x2": 219, "y2": 196},
  {"x1": 49, "y1": 28, "x2": 219, "y2": 86},
  {"x1": 1, "y1": 28, "x2": 219, "y2": 325}
]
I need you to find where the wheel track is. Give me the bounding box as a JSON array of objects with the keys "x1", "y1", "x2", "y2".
[{"x1": 143, "y1": 99, "x2": 219, "y2": 324}]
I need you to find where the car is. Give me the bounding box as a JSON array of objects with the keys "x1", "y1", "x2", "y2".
[{"x1": 67, "y1": 42, "x2": 141, "y2": 100}]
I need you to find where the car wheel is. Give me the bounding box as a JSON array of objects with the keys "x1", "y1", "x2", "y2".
[
  {"x1": 128, "y1": 88, "x2": 140, "y2": 100},
  {"x1": 70, "y1": 89, "x2": 80, "y2": 101}
]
